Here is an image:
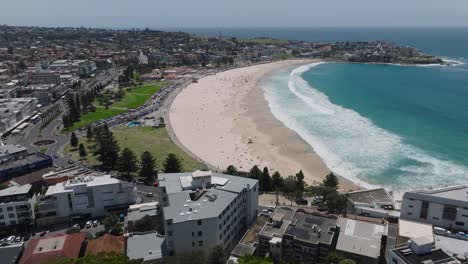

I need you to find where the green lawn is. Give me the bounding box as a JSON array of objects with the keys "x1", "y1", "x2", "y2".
[
  {"x1": 112, "y1": 82, "x2": 166, "y2": 109},
  {"x1": 65, "y1": 81, "x2": 166, "y2": 131},
  {"x1": 66, "y1": 108, "x2": 126, "y2": 132},
  {"x1": 64, "y1": 125, "x2": 205, "y2": 172},
  {"x1": 239, "y1": 37, "x2": 289, "y2": 45}
]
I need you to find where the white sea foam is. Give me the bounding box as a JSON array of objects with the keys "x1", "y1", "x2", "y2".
[{"x1": 261, "y1": 62, "x2": 468, "y2": 190}]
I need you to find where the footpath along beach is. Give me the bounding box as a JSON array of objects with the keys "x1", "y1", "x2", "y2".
[{"x1": 169, "y1": 60, "x2": 360, "y2": 191}]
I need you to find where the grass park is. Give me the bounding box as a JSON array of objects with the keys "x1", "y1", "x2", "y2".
[
  {"x1": 65, "y1": 81, "x2": 166, "y2": 131},
  {"x1": 65, "y1": 125, "x2": 205, "y2": 173}
]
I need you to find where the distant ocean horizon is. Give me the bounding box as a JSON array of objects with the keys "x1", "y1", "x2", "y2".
[{"x1": 177, "y1": 27, "x2": 468, "y2": 190}]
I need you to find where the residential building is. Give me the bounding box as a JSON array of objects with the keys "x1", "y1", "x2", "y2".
[
  {"x1": 36, "y1": 174, "x2": 136, "y2": 226},
  {"x1": 0, "y1": 145, "x2": 52, "y2": 181},
  {"x1": 257, "y1": 208, "x2": 339, "y2": 263},
  {"x1": 41, "y1": 165, "x2": 104, "y2": 186},
  {"x1": 390, "y1": 238, "x2": 460, "y2": 264},
  {"x1": 336, "y1": 217, "x2": 388, "y2": 264},
  {"x1": 27, "y1": 71, "x2": 61, "y2": 85},
  {"x1": 158, "y1": 171, "x2": 259, "y2": 255},
  {"x1": 346, "y1": 188, "x2": 399, "y2": 219},
  {"x1": 19, "y1": 233, "x2": 86, "y2": 264},
  {"x1": 126, "y1": 231, "x2": 166, "y2": 264},
  {"x1": 0, "y1": 184, "x2": 35, "y2": 228},
  {"x1": 127, "y1": 202, "x2": 161, "y2": 233},
  {"x1": 0, "y1": 241, "x2": 24, "y2": 264},
  {"x1": 0, "y1": 98, "x2": 38, "y2": 134},
  {"x1": 401, "y1": 185, "x2": 468, "y2": 231},
  {"x1": 85, "y1": 234, "x2": 124, "y2": 255}
]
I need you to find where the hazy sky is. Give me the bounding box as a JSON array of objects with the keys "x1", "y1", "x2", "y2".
[{"x1": 1, "y1": 0, "x2": 468, "y2": 28}]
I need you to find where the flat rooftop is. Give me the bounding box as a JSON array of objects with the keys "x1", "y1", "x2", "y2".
[
  {"x1": 347, "y1": 188, "x2": 394, "y2": 205},
  {"x1": 42, "y1": 165, "x2": 104, "y2": 181},
  {"x1": 284, "y1": 211, "x2": 337, "y2": 245},
  {"x1": 404, "y1": 185, "x2": 468, "y2": 207},
  {"x1": 0, "y1": 153, "x2": 51, "y2": 172},
  {"x1": 127, "y1": 232, "x2": 166, "y2": 261},
  {"x1": 398, "y1": 219, "x2": 434, "y2": 243},
  {"x1": 159, "y1": 172, "x2": 257, "y2": 224},
  {"x1": 392, "y1": 246, "x2": 459, "y2": 264},
  {"x1": 260, "y1": 208, "x2": 295, "y2": 238},
  {"x1": 0, "y1": 184, "x2": 31, "y2": 197},
  {"x1": 336, "y1": 217, "x2": 387, "y2": 259},
  {"x1": 0, "y1": 144, "x2": 27, "y2": 157},
  {"x1": 45, "y1": 174, "x2": 121, "y2": 195},
  {"x1": 435, "y1": 235, "x2": 468, "y2": 260}
]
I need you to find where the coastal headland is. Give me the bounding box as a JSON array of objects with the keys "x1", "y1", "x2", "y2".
[{"x1": 169, "y1": 60, "x2": 360, "y2": 191}]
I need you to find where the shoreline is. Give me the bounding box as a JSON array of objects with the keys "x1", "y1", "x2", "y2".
[{"x1": 169, "y1": 60, "x2": 362, "y2": 192}]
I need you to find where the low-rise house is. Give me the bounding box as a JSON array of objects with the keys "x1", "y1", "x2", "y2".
[
  {"x1": 390, "y1": 238, "x2": 460, "y2": 264},
  {"x1": 126, "y1": 231, "x2": 166, "y2": 264},
  {"x1": 36, "y1": 174, "x2": 136, "y2": 226},
  {"x1": 127, "y1": 202, "x2": 161, "y2": 233},
  {"x1": 336, "y1": 217, "x2": 388, "y2": 264},
  {"x1": 85, "y1": 234, "x2": 124, "y2": 255},
  {"x1": 19, "y1": 233, "x2": 86, "y2": 264}
]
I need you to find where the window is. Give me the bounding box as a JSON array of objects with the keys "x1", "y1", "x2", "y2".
[
  {"x1": 442, "y1": 205, "x2": 457, "y2": 221},
  {"x1": 0, "y1": 208, "x2": 2, "y2": 212},
  {"x1": 8, "y1": 213, "x2": 14, "y2": 218},
  {"x1": 419, "y1": 201, "x2": 429, "y2": 219},
  {"x1": 198, "y1": 231, "x2": 202, "y2": 237},
  {"x1": 408, "y1": 205, "x2": 414, "y2": 208},
  {"x1": 198, "y1": 240, "x2": 203, "y2": 247},
  {"x1": 433, "y1": 217, "x2": 439, "y2": 220},
  {"x1": 407, "y1": 212, "x2": 413, "y2": 215},
  {"x1": 455, "y1": 221, "x2": 465, "y2": 226},
  {"x1": 0, "y1": 215, "x2": 3, "y2": 219},
  {"x1": 192, "y1": 242, "x2": 195, "y2": 247},
  {"x1": 10, "y1": 220, "x2": 16, "y2": 225},
  {"x1": 166, "y1": 219, "x2": 172, "y2": 226},
  {"x1": 197, "y1": 220, "x2": 202, "y2": 226},
  {"x1": 192, "y1": 232, "x2": 194, "y2": 237},
  {"x1": 7, "y1": 207, "x2": 13, "y2": 211},
  {"x1": 462, "y1": 214, "x2": 468, "y2": 217}
]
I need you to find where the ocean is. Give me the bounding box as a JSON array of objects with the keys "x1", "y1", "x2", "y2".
[{"x1": 180, "y1": 28, "x2": 468, "y2": 190}]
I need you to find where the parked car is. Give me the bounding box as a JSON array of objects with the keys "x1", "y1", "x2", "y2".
[
  {"x1": 146, "y1": 192, "x2": 154, "y2": 197},
  {"x1": 14, "y1": 236, "x2": 22, "y2": 243},
  {"x1": 295, "y1": 197, "x2": 308, "y2": 205},
  {"x1": 68, "y1": 160, "x2": 74, "y2": 164},
  {"x1": 73, "y1": 224, "x2": 80, "y2": 229},
  {"x1": 92, "y1": 220, "x2": 99, "y2": 227},
  {"x1": 85, "y1": 221, "x2": 92, "y2": 228}
]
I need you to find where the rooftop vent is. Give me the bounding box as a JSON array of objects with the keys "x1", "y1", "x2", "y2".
[{"x1": 206, "y1": 194, "x2": 218, "y2": 202}]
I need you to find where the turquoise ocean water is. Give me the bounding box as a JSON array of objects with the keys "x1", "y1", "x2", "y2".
[{"x1": 180, "y1": 28, "x2": 468, "y2": 189}]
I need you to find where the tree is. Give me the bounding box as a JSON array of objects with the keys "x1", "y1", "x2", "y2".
[
  {"x1": 167, "y1": 250, "x2": 206, "y2": 264},
  {"x1": 323, "y1": 172, "x2": 339, "y2": 190},
  {"x1": 102, "y1": 215, "x2": 123, "y2": 235},
  {"x1": 93, "y1": 125, "x2": 120, "y2": 169},
  {"x1": 323, "y1": 251, "x2": 345, "y2": 264},
  {"x1": 295, "y1": 170, "x2": 306, "y2": 196},
  {"x1": 224, "y1": 165, "x2": 238, "y2": 175},
  {"x1": 262, "y1": 167, "x2": 273, "y2": 192},
  {"x1": 140, "y1": 151, "x2": 157, "y2": 181},
  {"x1": 86, "y1": 127, "x2": 93, "y2": 141},
  {"x1": 78, "y1": 143, "x2": 87, "y2": 160},
  {"x1": 163, "y1": 153, "x2": 183, "y2": 173},
  {"x1": 70, "y1": 132, "x2": 79, "y2": 150},
  {"x1": 326, "y1": 192, "x2": 348, "y2": 213},
  {"x1": 117, "y1": 148, "x2": 138, "y2": 180},
  {"x1": 281, "y1": 176, "x2": 298, "y2": 206},
  {"x1": 272, "y1": 171, "x2": 283, "y2": 206},
  {"x1": 339, "y1": 259, "x2": 357, "y2": 264},
  {"x1": 62, "y1": 114, "x2": 71, "y2": 128},
  {"x1": 237, "y1": 255, "x2": 273, "y2": 264},
  {"x1": 207, "y1": 245, "x2": 226, "y2": 264},
  {"x1": 249, "y1": 165, "x2": 263, "y2": 190}
]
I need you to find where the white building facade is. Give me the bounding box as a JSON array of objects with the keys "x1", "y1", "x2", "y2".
[
  {"x1": 401, "y1": 185, "x2": 468, "y2": 231},
  {"x1": 0, "y1": 184, "x2": 36, "y2": 227},
  {"x1": 158, "y1": 171, "x2": 259, "y2": 256},
  {"x1": 36, "y1": 175, "x2": 136, "y2": 226}
]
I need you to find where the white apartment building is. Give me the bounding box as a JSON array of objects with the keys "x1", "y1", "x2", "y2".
[
  {"x1": 158, "y1": 171, "x2": 258, "y2": 256},
  {"x1": 0, "y1": 184, "x2": 36, "y2": 227},
  {"x1": 36, "y1": 174, "x2": 137, "y2": 226},
  {"x1": 0, "y1": 98, "x2": 38, "y2": 134},
  {"x1": 401, "y1": 185, "x2": 468, "y2": 231}
]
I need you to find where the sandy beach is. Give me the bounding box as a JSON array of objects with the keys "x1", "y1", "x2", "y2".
[{"x1": 170, "y1": 60, "x2": 360, "y2": 191}]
